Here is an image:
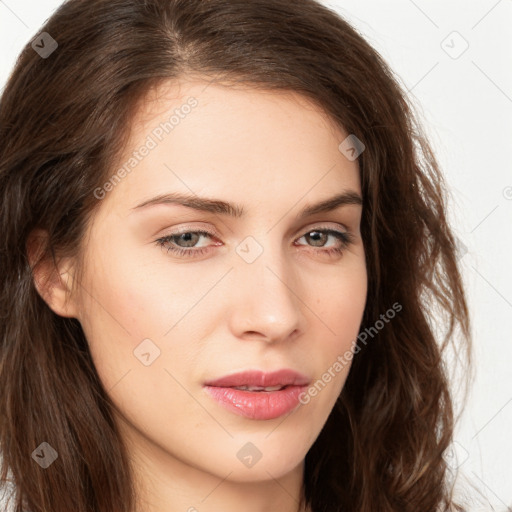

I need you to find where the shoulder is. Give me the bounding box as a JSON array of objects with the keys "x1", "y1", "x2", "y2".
[
  {"x1": 0, "y1": 478, "x2": 16, "y2": 512},
  {"x1": 0, "y1": 453, "x2": 17, "y2": 512}
]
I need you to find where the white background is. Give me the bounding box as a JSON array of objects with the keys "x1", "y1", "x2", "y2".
[{"x1": 1, "y1": 0, "x2": 511, "y2": 510}]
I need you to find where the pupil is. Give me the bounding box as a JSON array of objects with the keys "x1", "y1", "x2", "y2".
[
  {"x1": 307, "y1": 231, "x2": 325, "y2": 247},
  {"x1": 178, "y1": 233, "x2": 197, "y2": 247}
]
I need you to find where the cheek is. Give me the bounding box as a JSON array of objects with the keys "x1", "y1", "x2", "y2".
[
  {"x1": 76, "y1": 263, "x2": 202, "y2": 426},
  {"x1": 309, "y1": 262, "x2": 367, "y2": 391},
  {"x1": 77, "y1": 248, "x2": 210, "y2": 391},
  {"x1": 318, "y1": 261, "x2": 367, "y2": 338},
  {"x1": 75, "y1": 258, "x2": 158, "y2": 387}
]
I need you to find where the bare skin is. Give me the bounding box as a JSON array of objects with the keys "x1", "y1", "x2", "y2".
[{"x1": 31, "y1": 78, "x2": 367, "y2": 512}]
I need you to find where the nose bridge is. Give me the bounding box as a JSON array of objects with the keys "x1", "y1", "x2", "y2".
[
  {"x1": 230, "y1": 232, "x2": 303, "y2": 339},
  {"x1": 235, "y1": 231, "x2": 290, "y2": 289}
]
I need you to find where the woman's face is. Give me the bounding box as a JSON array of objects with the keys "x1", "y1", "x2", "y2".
[{"x1": 69, "y1": 79, "x2": 367, "y2": 489}]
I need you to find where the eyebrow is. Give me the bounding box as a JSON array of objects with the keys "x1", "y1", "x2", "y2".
[{"x1": 131, "y1": 190, "x2": 362, "y2": 219}]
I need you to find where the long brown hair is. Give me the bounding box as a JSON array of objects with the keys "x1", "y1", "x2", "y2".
[{"x1": 0, "y1": 0, "x2": 472, "y2": 510}]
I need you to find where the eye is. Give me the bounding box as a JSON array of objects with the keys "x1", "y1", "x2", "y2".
[
  {"x1": 295, "y1": 228, "x2": 355, "y2": 256},
  {"x1": 155, "y1": 226, "x2": 355, "y2": 258},
  {"x1": 155, "y1": 229, "x2": 217, "y2": 258}
]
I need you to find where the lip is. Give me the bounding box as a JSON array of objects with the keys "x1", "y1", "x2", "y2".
[
  {"x1": 203, "y1": 369, "x2": 310, "y2": 388},
  {"x1": 203, "y1": 369, "x2": 310, "y2": 420}
]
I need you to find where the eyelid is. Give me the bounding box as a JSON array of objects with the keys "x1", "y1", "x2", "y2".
[
  {"x1": 159, "y1": 220, "x2": 350, "y2": 237},
  {"x1": 157, "y1": 222, "x2": 222, "y2": 239},
  {"x1": 294, "y1": 220, "x2": 350, "y2": 235}
]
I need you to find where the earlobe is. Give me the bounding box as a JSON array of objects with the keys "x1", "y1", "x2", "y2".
[{"x1": 26, "y1": 228, "x2": 79, "y2": 319}]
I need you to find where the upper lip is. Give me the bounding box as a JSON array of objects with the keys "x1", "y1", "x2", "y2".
[{"x1": 203, "y1": 369, "x2": 310, "y2": 388}]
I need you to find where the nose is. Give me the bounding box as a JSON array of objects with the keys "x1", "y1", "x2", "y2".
[{"x1": 228, "y1": 241, "x2": 304, "y2": 343}]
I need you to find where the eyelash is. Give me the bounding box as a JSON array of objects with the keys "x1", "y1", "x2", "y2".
[{"x1": 155, "y1": 226, "x2": 355, "y2": 259}]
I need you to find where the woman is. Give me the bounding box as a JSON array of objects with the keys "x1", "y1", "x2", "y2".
[{"x1": 0, "y1": 0, "x2": 473, "y2": 511}]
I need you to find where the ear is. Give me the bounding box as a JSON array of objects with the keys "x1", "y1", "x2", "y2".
[{"x1": 26, "y1": 228, "x2": 79, "y2": 318}]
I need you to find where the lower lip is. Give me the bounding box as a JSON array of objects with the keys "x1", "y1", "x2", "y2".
[{"x1": 203, "y1": 385, "x2": 308, "y2": 420}]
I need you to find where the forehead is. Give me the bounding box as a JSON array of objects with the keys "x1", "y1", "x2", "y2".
[
  {"x1": 99, "y1": 77, "x2": 361, "y2": 216},
  {"x1": 137, "y1": 77, "x2": 344, "y2": 135}
]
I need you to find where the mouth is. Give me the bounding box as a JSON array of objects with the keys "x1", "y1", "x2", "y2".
[
  {"x1": 202, "y1": 369, "x2": 310, "y2": 420},
  {"x1": 228, "y1": 384, "x2": 289, "y2": 392}
]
